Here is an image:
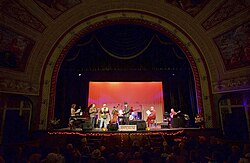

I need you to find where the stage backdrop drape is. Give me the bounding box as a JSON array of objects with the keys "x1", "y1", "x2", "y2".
[{"x1": 88, "y1": 82, "x2": 164, "y2": 123}]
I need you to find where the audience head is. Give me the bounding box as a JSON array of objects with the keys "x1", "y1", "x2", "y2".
[{"x1": 91, "y1": 149, "x2": 101, "y2": 159}]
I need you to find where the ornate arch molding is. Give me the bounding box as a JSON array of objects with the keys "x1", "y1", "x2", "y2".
[{"x1": 39, "y1": 10, "x2": 213, "y2": 130}]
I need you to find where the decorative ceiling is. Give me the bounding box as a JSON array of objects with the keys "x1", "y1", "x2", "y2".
[{"x1": 0, "y1": 0, "x2": 249, "y2": 95}]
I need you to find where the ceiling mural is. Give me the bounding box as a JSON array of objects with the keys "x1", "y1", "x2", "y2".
[
  {"x1": 214, "y1": 21, "x2": 250, "y2": 70},
  {"x1": 165, "y1": 0, "x2": 211, "y2": 16},
  {"x1": 0, "y1": 26, "x2": 35, "y2": 71},
  {"x1": 33, "y1": 0, "x2": 82, "y2": 19},
  {"x1": 202, "y1": 0, "x2": 249, "y2": 30},
  {"x1": 1, "y1": 0, "x2": 46, "y2": 33}
]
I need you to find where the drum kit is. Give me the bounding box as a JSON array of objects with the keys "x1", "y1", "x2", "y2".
[{"x1": 117, "y1": 105, "x2": 142, "y2": 125}]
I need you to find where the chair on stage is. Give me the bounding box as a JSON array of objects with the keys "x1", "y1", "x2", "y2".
[{"x1": 149, "y1": 119, "x2": 157, "y2": 127}]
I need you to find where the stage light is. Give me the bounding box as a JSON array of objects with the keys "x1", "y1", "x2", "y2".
[
  {"x1": 101, "y1": 128, "x2": 107, "y2": 131},
  {"x1": 78, "y1": 73, "x2": 82, "y2": 76}
]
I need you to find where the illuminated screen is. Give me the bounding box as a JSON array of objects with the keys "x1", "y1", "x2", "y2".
[{"x1": 88, "y1": 82, "x2": 164, "y2": 122}]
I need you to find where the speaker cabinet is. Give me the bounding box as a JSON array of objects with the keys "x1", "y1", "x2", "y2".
[
  {"x1": 171, "y1": 118, "x2": 185, "y2": 128},
  {"x1": 81, "y1": 121, "x2": 92, "y2": 130},
  {"x1": 129, "y1": 120, "x2": 146, "y2": 130},
  {"x1": 161, "y1": 122, "x2": 169, "y2": 129},
  {"x1": 108, "y1": 123, "x2": 119, "y2": 131}
]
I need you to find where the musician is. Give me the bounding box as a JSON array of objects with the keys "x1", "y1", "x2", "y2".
[
  {"x1": 71, "y1": 104, "x2": 77, "y2": 116},
  {"x1": 99, "y1": 103, "x2": 110, "y2": 128},
  {"x1": 69, "y1": 103, "x2": 77, "y2": 129},
  {"x1": 169, "y1": 108, "x2": 180, "y2": 128},
  {"x1": 170, "y1": 108, "x2": 177, "y2": 119},
  {"x1": 123, "y1": 102, "x2": 130, "y2": 124},
  {"x1": 147, "y1": 106, "x2": 156, "y2": 127},
  {"x1": 88, "y1": 103, "x2": 98, "y2": 128},
  {"x1": 110, "y1": 106, "x2": 119, "y2": 124}
]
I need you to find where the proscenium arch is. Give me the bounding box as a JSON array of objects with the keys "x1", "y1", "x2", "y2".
[{"x1": 40, "y1": 11, "x2": 213, "y2": 130}]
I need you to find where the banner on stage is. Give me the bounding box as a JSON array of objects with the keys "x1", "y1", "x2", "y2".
[{"x1": 119, "y1": 125, "x2": 137, "y2": 131}]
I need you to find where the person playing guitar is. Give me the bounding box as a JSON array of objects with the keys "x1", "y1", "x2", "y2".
[
  {"x1": 99, "y1": 103, "x2": 109, "y2": 128},
  {"x1": 169, "y1": 108, "x2": 181, "y2": 128},
  {"x1": 170, "y1": 108, "x2": 181, "y2": 118},
  {"x1": 122, "y1": 102, "x2": 130, "y2": 124}
]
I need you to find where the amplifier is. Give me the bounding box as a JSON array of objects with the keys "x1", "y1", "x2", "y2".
[
  {"x1": 81, "y1": 121, "x2": 92, "y2": 130},
  {"x1": 129, "y1": 120, "x2": 146, "y2": 130},
  {"x1": 108, "y1": 123, "x2": 119, "y2": 131},
  {"x1": 161, "y1": 122, "x2": 169, "y2": 129},
  {"x1": 172, "y1": 118, "x2": 185, "y2": 128}
]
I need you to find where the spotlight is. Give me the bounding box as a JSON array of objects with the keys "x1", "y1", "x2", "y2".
[
  {"x1": 78, "y1": 73, "x2": 82, "y2": 76},
  {"x1": 172, "y1": 73, "x2": 175, "y2": 76}
]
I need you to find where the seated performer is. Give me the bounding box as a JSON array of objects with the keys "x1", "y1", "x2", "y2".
[
  {"x1": 69, "y1": 103, "x2": 77, "y2": 129},
  {"x1": 146, "y1": 106, "x2": 156, "y2": 127},
  {"x1": 99, "y1": 103, "x2": 110, "y2": 128}
]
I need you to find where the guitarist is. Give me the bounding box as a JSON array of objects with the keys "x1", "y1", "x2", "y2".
[
  {"x1": 169, "y1": 108, "x2": 181, "y2": 128},
  {"x1": 88, "y1": 103, "x2": 98, "y2": 128},
  {"x1": 99, "y1": 103, "x2": 110, "y2": 128},
  {"x1": 122, "y1": 102, "x2": 130, "y2": 124}
]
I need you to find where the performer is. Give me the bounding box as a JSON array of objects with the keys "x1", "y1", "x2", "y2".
[
  {"x1": 69, "y1": 103, "x2": 77, "y2": 130},
  {"x1": 88, "y1": 103, "x2": 98, "y2": 128},
  {"x1": 110, "y1": 106, "x2": 119, "y2": 124},
  {"x1": 99, "y1": 103, "x2": 109, "y2": 128},
  {"x1": 170, "y1": 108, "x2": 181, "y2": 118},
  {"x1": 146, "y1": 106, "x2": 156, "y2": 127},
  {"x1": 170, "y1": 108, "x2": 177, "y2": 119},
  {"x1": 122, "y1": 102, "x2": 130, "y2": 124},
  {"x1": 169, "y1": 108, "x2": 181, "y2": 128}
]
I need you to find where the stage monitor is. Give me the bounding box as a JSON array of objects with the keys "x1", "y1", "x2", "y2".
[{"x1": 88, "y1": 82, "x2": 164, "y2": 122}]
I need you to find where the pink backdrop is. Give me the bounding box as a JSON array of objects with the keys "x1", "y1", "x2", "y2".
[{"x1": 88, "y1": 82, "x2": 164, "y2": 122}]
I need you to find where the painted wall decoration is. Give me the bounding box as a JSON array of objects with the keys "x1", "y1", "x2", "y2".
[
  {"x1": 0, "y1": 26, "x2": 35, "y2": 71},
  {"x1": 165, "y1": 0, "x2": 210, "y2": 17},
  {"x1": 1, "y1": 0, "x2": 46, "y2": 33},
  {"x1": 213, "y1": 76, "x2": 250, "y2": 93},
  {"x1": 34, "y1": 0, "x2": 82, "y2": 19},
  {"x1": 202, "y1": 0, "x2": 248, "y2": 30},
  {"x1": 0, "y1": 77, "x2": 39, "y2": 95},
  {"x1": 214, "y1": 22, "x2": 250, "y2": 70}
]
